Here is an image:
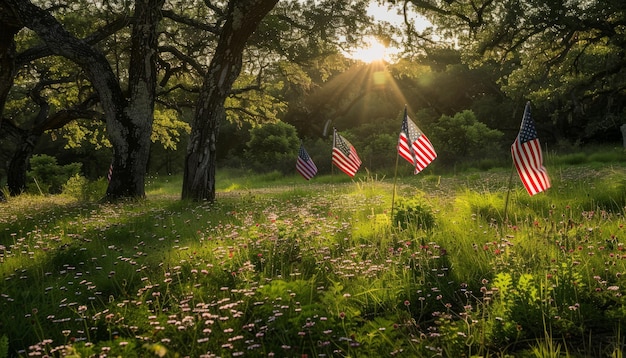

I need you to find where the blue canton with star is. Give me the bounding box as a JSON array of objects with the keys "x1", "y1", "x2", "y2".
[
  {"x1": 403, "y1": 116, "x2": 422, "y2": 142},
  {"x1": 518, "y1": 108, "x2": 538, "y2": 143},
  {"x1": 336, "y1": 136, "x2": 351, "y2": 156}
]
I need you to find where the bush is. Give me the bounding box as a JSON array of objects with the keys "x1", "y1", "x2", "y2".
[
  {"x1": 27, "y1": 154, "x2": 82, "y2": 194},
  {"x1": 428, "y1": 110, "x2": 503, "y2": 166},
  {"x1": 245, "y1": 122, "x2": 300, "y2": 174},
  {"x1": 62, "y1": 175, "x2": 108, "y2": 201}
]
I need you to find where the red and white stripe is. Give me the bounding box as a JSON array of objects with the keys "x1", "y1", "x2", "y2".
[
  {"x1": 398, "y1": 133, "x2": 436, "y2": 174},
  {"x1": 511, "y1": 137, "x2": 550, "y2": 195}
]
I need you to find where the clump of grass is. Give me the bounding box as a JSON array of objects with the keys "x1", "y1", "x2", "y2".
[{"x1": 392, "y1": 194, "x2": 436, "y2": 231}]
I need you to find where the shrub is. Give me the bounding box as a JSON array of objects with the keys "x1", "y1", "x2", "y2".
[
  {"x1": 245, "y1": 122, "x2": 300, "y2": 174},
  {"x1": 62, "y1": 175, "x2": 108, "y2": 201},
  {"x1": 27, "y1": 154, "x2": 82, "y2": 194},
  {"x1": 360, "y1": 133, "x2": 397, "y2": 172},
  {"x1": 428, "y1": 110, "x2": 503, "y2": 166}
]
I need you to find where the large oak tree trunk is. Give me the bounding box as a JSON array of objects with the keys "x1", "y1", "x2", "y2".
[
  {"x1": 0, "y1": 17, "x2": 19, "y2": 201},
  {"x1": 0, "y1": 25, "x2": 17, "y2": 114},
  {"x1": 105, "y1": 0, "x2": 163, "y2": 199},
  {"x1": 182, "y1": 0, "x2": 278, "y2": 201}
]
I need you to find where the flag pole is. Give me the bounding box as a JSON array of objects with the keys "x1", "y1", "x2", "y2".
[
  {"x1": 503, "y1": 157, "x2": 516, "y2": 225},
  {"x1": 331, "y1": 128, "x2": 336, "y2": 176},
  {"x1": 391, "y1": 107, "x2": 407, "y2": 223},
  {"x1": 390, "y1": 149, "x2": 401, "y2": 223}
]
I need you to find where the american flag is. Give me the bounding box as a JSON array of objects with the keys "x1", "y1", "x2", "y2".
[
  {"x1": 398, "y1": 108, "x2": 437, "y2": 174},
  {"x1": 511, "y1": 101, "x2": 551, "y2": 196},
  {"x1": 332, "y1": 130, "x2": 361, "y2": 177},
  {"x1": 296, "y1": 143, "x2": 318, "y2": 180}
]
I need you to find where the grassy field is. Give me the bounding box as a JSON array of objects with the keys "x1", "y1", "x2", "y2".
[{"x1": 2, "y1": 148, "x2": 626, "y2": 357}]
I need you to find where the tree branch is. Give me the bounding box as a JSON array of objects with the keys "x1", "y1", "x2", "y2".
[
  {"x1": 17, "y1": 16, "x2": 130, "y2": 65},
  {"x1": 161, "y1": 9, "x2": 221, "y2": 34},
  {"x1": 159, "y1": 45, "x2": 206, "y2": 76}
]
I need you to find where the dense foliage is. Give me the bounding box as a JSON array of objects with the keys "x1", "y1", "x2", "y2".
[
  {"x1": 245, "y1": 121, "x2": 300, "y2": 174},
  {"x1": 27, "y1": 154, "x2": 81, "y2": 194},
  {"x1": 2, "y1": 1, "x2": 626, "y2": 355},
  {"x1": 427, "y1": 110, "x2": 504, "y2": 166}
]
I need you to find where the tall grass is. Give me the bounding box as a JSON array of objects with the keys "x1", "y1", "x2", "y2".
[{"x1": 2, "y1": 159, "x2": 626, "y2": 357}]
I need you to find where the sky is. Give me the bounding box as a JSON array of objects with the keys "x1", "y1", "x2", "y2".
[
  {"x1": 367, "y1": 2, "x2": 431, "y2": 32},
  {"x1": 343, "y1": 2, "x2": 432, "y2": 62}
]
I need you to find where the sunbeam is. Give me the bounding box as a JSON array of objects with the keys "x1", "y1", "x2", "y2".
[{"x1": 303, "y1": 61, "x2": 410, "y2": 132}]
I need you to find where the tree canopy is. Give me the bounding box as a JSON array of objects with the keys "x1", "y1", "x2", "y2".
[{"x1": 404, "y1": 0, "x2": 626, "y2": 141}]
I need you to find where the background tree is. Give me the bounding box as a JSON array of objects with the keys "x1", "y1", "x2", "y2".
[
  {"x1": 1, "y1": 0, "x2": 164, "y2": 200},
  {"x1": 0, "y1": 3, "x2": 131, "y2": 194},
  {"x1": 180, "y1": 0, "x2": 374, "y2": 201},
  {"x1": 427, "y1": 109, "x2": 504, "y2": 167},
  {"x1": 180, "y1": 0, "x2": 279, "y2": 201},
  {"x1": 5, "y1": 79, "x2": 99, "y2": 195}
]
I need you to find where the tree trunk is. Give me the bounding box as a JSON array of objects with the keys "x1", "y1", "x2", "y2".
[
  {"x1": 105, "y1": 0, "x2": 163, "y2": 200},
  {"x1": 6, "y1": 83, "x2": 48, "y2": 195},
  {"x1": 0, "y1": 17, "x2": 20, "y2": 201},
  {"x1": 182, "y1": 0, "x2": 278, "y2": 201},
  {"x1": 7, "y1": 132, "x2": 39, "y2": 195},
  {"x1": 0, "y1": 8, "x2": 19, "y2": 113}
]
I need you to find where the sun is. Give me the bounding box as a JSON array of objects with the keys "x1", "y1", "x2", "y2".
[{"x1": 345, "y1": 36, "x2": 390, "y2": 64}]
